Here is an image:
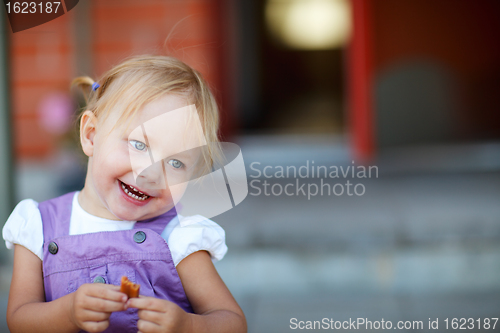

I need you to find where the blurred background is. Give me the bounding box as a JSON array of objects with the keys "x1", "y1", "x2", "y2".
[{"x1": 1, "y1": 0, "x2": 500, "y2": 332}]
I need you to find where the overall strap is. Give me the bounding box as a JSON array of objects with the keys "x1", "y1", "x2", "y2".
[
  {"x1": 39, "y1": 192, "x2": 75, "y2": 241},
  {"x1": 134, "y1": 206, "x2": 177, "y2": 234}
]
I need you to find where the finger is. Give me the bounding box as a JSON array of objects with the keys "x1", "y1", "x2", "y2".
[
  {"x1": 85, "y1": 284, "x2": 128, "y2": 302},
  {"x1": 126, "y1": 297, "x2": 166, "y2": 312},
  {"x1": 138, "y1": 309, "x2": 164, "y2": 323},
  {"x1": 82, "y1": 297, "x2": 127, "y2": 312},
  {"x1": 101, "y1": 284, "x2": 121, "y2": 290},
  {"x1": 137, "y1": 318, "x2": 162, "y2": 333},
  {"x1": 80, "y1": 309, "x2": 111, "y2": 322},
  {"x1": 81, "y1": 320, "x2": 110, "y2": 333}
]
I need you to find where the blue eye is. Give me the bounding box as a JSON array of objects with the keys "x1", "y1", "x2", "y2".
[
  {"x1": 130, "y1": 140, "x2": 147, "y2": 151},
  {"x1": 168, "y1": 159, "x2": 184, "y2": 169}
]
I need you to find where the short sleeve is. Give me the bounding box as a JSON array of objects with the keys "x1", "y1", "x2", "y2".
[
  {"x1": 163, "y1": 215, "x2": 228, "y2": 267},
  {"x1": 2, "y1": 199, "x2": 44, "y2": 260}
]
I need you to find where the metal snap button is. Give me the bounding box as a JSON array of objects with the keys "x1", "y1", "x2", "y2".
[
  {"x1": 48, "y1": 241, "x2": 58, "y2": 254},
  {"x1": 93, "y1": 276, "x2": 106, "y2": 284},
  {"x1": 133, "y1": 231, "x2": 146, "y2": 243}
]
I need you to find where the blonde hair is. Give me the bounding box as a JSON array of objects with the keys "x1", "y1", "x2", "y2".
[{"x1": 72, "y1": 55, "x2": 221, "y2": 174}]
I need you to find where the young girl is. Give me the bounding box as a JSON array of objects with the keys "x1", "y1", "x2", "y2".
[{"x1": 2, "y1": 55, "x2": 247, "y2": 333}]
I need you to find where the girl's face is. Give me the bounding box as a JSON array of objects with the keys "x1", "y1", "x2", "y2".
[{"x1": 80, "y1": 94, "x2": 205, "y2": 221}]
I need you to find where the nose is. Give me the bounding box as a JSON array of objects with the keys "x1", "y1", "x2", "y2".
[{"x1": 136, "y1": 160, "x2": 167, "y2": 190}]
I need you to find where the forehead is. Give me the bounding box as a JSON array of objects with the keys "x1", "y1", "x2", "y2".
[
  {"x1": 133, "y1": 93, "x2": 191, "y2": 124},
  {"x1": 126, "y1": 95, "x2": 206, "y2": 161},
  {"x1": 103, "y1": 93, "x2": 190, "y2": 129}
]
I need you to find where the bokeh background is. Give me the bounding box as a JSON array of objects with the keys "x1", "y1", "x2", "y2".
[{"x1": 1, "y1": 0, "x2": 500, "y2": 332}]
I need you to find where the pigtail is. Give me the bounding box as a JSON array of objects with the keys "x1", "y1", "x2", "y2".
[{"x1": 71, "y1": 76, "x2": 95, "y2": 104}]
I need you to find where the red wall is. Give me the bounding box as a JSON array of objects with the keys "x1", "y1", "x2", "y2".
[
  {"x1": 11, "y1": 14, "x2": 74, "y2": 158},
  {"x1": 349, "y1": 0, "x2": 500, "y2": 158},
  {"x1": 372, "y1": 0, "x2": 500, "y2": 140},
  {"x1": 10, "y1": 0, "x2": 231, "y2": 159}
]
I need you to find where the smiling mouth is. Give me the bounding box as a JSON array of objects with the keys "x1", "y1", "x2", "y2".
[{"x1": 120, "y1": 181, "x2": 151, "y2": 201}]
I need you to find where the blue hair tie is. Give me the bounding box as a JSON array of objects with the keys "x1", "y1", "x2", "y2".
[{"x1": 92, "y1": 82, "x2": 100, "y2": 91}]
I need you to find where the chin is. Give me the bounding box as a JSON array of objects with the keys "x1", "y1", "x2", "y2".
[
  {"x1": 111, "y1": 197, "x2": 174, "y2": 221},
  {"x1": 109, "y1": 206, "x2": 144, "y2": 221}
]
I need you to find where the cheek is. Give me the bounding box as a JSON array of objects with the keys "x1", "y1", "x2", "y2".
[
  {"x1": 94, "y1": 149, "x2": 132, "y2": 181},
  {"x1": 165, "y1": 171, "x2": 190, "y2": 187},
  {"x1": 103, "y1": 142, "x2": 131, "y2": 165},
  {"x1": 168, "y1": 183, "x2": 188, "y2": 203}
]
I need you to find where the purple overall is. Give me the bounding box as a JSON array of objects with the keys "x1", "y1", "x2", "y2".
[{"x1": 39, "y1": 192, "x2": 193, "y2": 333}]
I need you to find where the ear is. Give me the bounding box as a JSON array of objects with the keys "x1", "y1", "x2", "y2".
[{"x1": 80, "y1": 110, "x2": 97, "y2": 157}]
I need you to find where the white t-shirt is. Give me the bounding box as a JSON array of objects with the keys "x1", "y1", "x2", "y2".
[{"x1": 2, "y1": 192, "x2": 227, "y2": 266}]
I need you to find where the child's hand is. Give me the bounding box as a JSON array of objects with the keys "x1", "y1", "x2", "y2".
[
  {"x1": 126, "y1": 296, "x2": 192, "y2": 333},
  {"x1": 69, "y1": 283, "x2": 128, "y2": 332}
]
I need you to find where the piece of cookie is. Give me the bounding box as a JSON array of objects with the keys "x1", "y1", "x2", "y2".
[{"x1": 120, "y1": 276, "x2": 140, "y2": 298}]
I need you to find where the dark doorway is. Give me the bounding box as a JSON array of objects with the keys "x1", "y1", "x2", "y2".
[{"x1": 236, "y1": 0, "x2": 347, "y2": 136}]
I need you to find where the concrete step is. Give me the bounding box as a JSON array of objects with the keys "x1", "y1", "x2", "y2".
[
  {"x1": 236, "y1": 292, "x2": 500, "y2": 333},
  {"x1": 215, "y1": 246, "x2": 500, "y2": 297},
  {"x1": 216, "y1": 173, "x2": 500, "y2": 251}
]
